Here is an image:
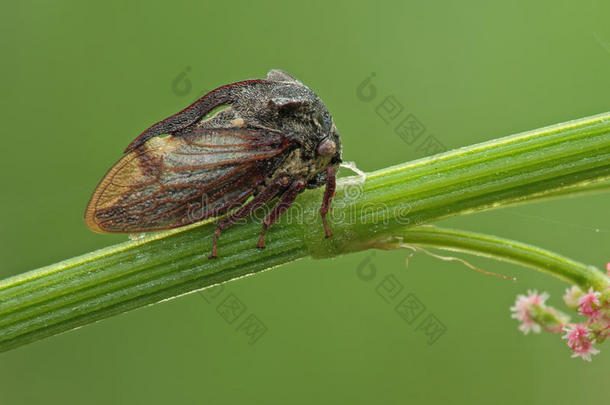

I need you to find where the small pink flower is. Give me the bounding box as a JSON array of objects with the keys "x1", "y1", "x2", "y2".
[
  {"x1": 606, "y1": 262, "x2": 610, "y2": 276},
  {"x1": 510, "y1": 290, "x2": 549, "y2": 334},
  {"x1": 562, "y1": 325, "x2": 600, "y2": 361},
  {"x1": 578, "y1": 287, "x2": 601, "y2": 318}
]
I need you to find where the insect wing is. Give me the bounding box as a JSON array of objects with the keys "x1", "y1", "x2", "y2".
[{"x1": 85, "y1": 127, "x2": 291, "y2": 233}]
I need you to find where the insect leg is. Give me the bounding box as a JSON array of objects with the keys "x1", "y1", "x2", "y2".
[
  {"x1": 319, "y1": 166, "x2": 337, "y2": 238},
  {"x1": 257, "y1": 178, "x2": 307, "y2": 249},
  {"x1": 208, "y1": 178, "x2": 286, "y2": 259}
]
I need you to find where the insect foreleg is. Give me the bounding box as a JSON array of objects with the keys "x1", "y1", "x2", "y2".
[{"x1": 319, "y1": 166, "x2": 337, "y2": 238}]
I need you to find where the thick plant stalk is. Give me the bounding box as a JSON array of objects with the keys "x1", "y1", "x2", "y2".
[
  {"x1": 301, "y1": 112, "x2": 610, "y2": 258},
  {"x1": 1, "y1": 112, "x2": 609, "y2": 352}
]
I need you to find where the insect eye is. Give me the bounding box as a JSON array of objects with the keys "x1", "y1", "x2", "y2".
[{"x1": 317, "y1": 138, "x2": 336, "y2": 157}]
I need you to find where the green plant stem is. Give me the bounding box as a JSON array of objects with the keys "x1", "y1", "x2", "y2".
[
  {"x1": 386, "y1": 226, "x2": 609, "y2": 289},
  {"x1": 302, "y1": 112, "x2": 610, "y2": 258},
  {"x1": 1, "y1": 111, "x2": 609, "y2": 352},
  {"x1": 525, "y1": 179, "x2": 610, "y2": 203}
]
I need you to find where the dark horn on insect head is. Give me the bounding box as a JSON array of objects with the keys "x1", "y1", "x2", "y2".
[{"x1": 124, "y1": 79, "x2": 273, "y2": 153}]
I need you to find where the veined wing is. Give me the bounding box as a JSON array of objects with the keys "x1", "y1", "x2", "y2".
[{"x1": 85, "y1": 127, "x2": 291, "y2": 233}]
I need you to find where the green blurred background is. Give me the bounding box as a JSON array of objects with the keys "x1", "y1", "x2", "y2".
[{"x1": 1, "y1": 1, "x2": 609, "y2": 404}]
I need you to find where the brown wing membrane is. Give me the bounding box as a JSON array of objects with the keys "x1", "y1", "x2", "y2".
[{"x1": 85, "y1": 127, "x2": 292, "y2": 233}]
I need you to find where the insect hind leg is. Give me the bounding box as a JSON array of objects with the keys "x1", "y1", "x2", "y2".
[
  {"x1": 257, "y1": 178, "x2": 307, "y2": 249},
  {"x1": 208, "y1": 178, "x2": 286, "y2": 259}
]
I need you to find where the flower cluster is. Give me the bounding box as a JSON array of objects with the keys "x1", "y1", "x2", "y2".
[
  {"x1": 510, "y1": 290, "x2": 551, "y2": 334},
  {"x1": 562, "y1": 325, "x2": 599, "y2": 361},
  {"x1": 510, "y1": 286, "x2": 610, "y2": 361}
]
